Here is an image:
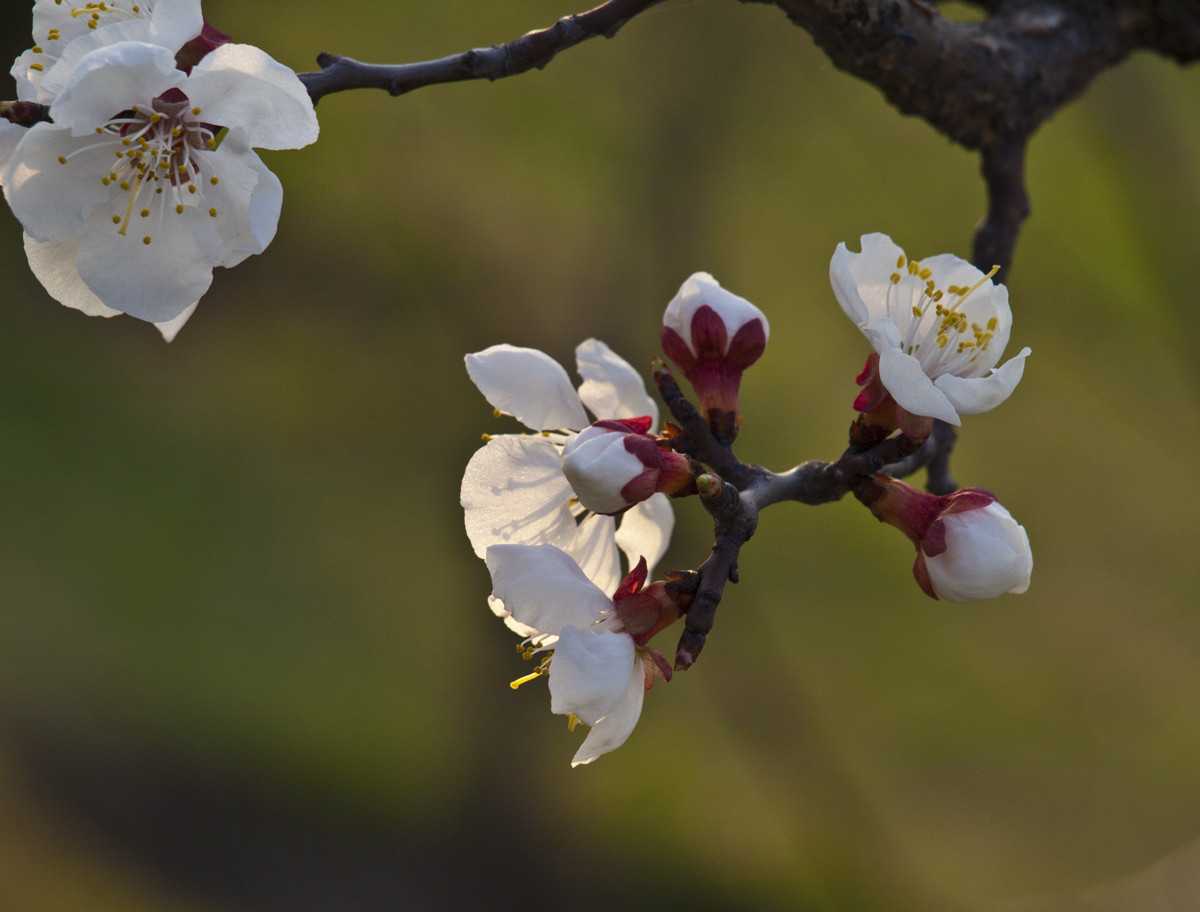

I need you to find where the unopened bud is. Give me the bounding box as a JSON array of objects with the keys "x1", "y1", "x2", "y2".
[
  {"x1": 861, "y1": 476, "x2": 1032, "y2": 602},
  {"x1": 562, "y1": 418, "x2": 693, "y2": 515},
  {"x1": 661, "y1": 273, "x2": 769, "y2": 441}
]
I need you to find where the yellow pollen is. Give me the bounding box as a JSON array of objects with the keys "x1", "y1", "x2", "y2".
[
  {"x1": 480, "y1": 433, "x2": 493, "y2": 442},
  {"x1": 919, "y1": 268, "x2": 931, "y2": 280},
  {"x1": 191, "y1": 106, "x2": 202, "y2": 116},
  {"x1": 509, "y1": 669, "x2": 545, "y2": 691},
  {"x1": 210, "y1": 176, "x2": 219, "y2": 185},
  {"x1": 142, "y1": 235, "x2": 152, "y2": 245},
  {"x1": 889, "y1": 273, "x2": 901, "y2": 285},
  {"x1": 176, "y1": 204, "x2": 184, "y2": 214},
  {"x1": 896, "y1": 255, "x2": 905, "y2": 269},
  {"x1": 208, "y1": 208, "x2": 217, "y2": 218},
  {"x1": 56, "y1": 155, "x2": 66, "y2": 165},
  {"x1": 111, "y1": 215, "x2": 121, "y2": 224},
  {"x1": 140, "y1": 208, "x2": 150, "y2": 218},
  {"x1": 987, "y1": 317, "x2": 998, "y2": 331},
  {"x1": 567, "y1": 714, "x2": 582, "y2": 733},
  {"x1": 30, "y1": 63, "x2": 45, "y2": 72}
]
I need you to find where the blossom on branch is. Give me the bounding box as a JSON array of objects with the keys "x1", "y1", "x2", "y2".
[
  {"x1": 661, "y1": 272, "x2": 769, "y2": 442},
  {"x1": 462, "y1": 340, "x2": 675, "y2": 596},
  {"x1": 859, "y1": 474, "x2": 1033, "y2": 602},
  {"x1": 831, "y1": 233, "x2": 1031, "y2": 437},
  {"x1": 3, "y1": 5, "x2": 317, "y2": 340},
  {"x1": 486, "y1": 543, "x2": 682, "y2": 767}
]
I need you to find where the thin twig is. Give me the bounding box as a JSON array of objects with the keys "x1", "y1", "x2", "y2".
[{"x1": 298, "y1": 0, "x2": 666, "y2": 104}]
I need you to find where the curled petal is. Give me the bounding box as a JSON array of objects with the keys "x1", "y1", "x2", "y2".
[
  {"x1": 615, "y1": 494, "x2": 674, "y2": 576},
  {"x1": 571, "y1": 656, "x2": 646, "y2": 768},
  {"x1": 934, "y1": 347, "x2": 1031, "y2": 416},
  {"x1": 575, "y1": 338, "x2": 658, "y2": 429},
  {"x1": 50, "y1": 41, "x2": 185, "y2": 136},
  {"x1": 549, "y1": 626, "x2": 636, "y2": 724},
  {"x1": 830, "y1": 233, "x2": 907, "y2": 329},
  {"x1": 465, "y1": 345, "x2": 588, "y2": 431},
  {"x1": 877, "y1": 345, "x2": 961, "y2": 426},
  {"x1": 485, "y1": 544, "x2": 612, "y2": 638},
  {"x1": 185, "y1": 44, "x2": 319, "y2": 151}
]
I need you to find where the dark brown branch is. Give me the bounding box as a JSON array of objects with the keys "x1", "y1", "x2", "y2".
[
  {"x1": 974, "y1": 141, "x2": 1029, "y2": 277},
  {"x1": 298, "y1": 0, "x2": 665, "y2": 104},
  {"x1": 0, "y1": 101, "x2": 51, "y2": 128}
]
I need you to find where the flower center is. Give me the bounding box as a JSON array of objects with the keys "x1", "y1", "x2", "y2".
[
  {"x1": 885, "y1": 255, "x2": 1001, "y2": 378},
  {"x1": 57, "y1": 93, "x2": 225, "y2": 247}
]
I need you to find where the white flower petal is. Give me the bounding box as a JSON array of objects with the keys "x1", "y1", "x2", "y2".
[
  {"x1": 485, "y1": 544, "x2": 612, "y2": 638},
  {"x1": 3, "y1": 124, "x2": 118, "y2": 242},
  {"x1": 925, "y1": 503, "x2": 1033, "y2": 601},
  {"x1": 571, "y1": 513, "x2": 622, "y2": 596},
  {"x1": 39, "y1": 21, "x2": 156, "y2": 103},
  {"x1": 571, "y1": 656, "x2": 645, "y2": 767},
  {"x1": 575, "y1": 338, "x2": 659, "y2": 428},
  {"x1": 465, "y1": 345, "x2": 588, "y2": 431},
  {"x1": 75, "y1": 205, "x2": 221, "y2": 323},
  {"x1": 877, "y1": 345, "x2": 961, "y2": 426},
  {"x1": 155, "y1": 301, "x2": 199, "y2": 342},
  {"x1": 217, "y1": 146, "x2": 283, "y2": 269},
  {"x1": 185, "y1": 44, "x2": 319, "y2": 151},
  {"x1": 11, "y1": 50, "x2": 43, "y2": 103},
  {"x1": 23, "y1": 233, "x2": 121, "y2": 318},
  {"x1": 934, "y1": 347, "x2": 1031, "y2": 416},
  {"x1": 148, "y1": 0, "x2": 205, "y2": 51},
  {"x1": 50, "y1": 41, "x2": 185, "y2": 136},
  {"x1": 0, "y1": 121, "x2": 25, "y2": 180},
  {"x1": 662, "y1": 272, "x2": 770, "y2": 356},
  {"x1": 615, "y1": 494, "x2": 674, "y2": 575},
  {"x1": 830, "y1": 233, "x2": 907, "y2": 329},
  {"x1": 461, "y1": 434, "x2": 578, "y2": 558},
  {"x1": 549, "y1": 626, "x2": 636, "y2": 723}
]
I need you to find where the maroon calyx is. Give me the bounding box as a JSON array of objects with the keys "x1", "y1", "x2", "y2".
[{"x1": 176, "y1": 23, "x2": 232, "y2": 74}]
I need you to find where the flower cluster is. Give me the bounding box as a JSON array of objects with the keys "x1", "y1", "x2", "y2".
[
  {"x1": 463, "y1": 244, "x2": 1033, "y2": 766},
  {"x1": 2, "y1": 0, "x2": 318, "y2": 340}
]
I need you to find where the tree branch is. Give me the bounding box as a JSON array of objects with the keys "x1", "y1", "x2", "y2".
[{"x1": 298, "y1": 0, "x2": 665, "y2": 104}]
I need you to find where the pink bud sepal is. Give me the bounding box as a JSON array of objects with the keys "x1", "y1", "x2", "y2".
[
  {"x1": 852, "y1": 353, "x2": 934, "y2": 443},
  {"x1": 611, "y1": 558, "x2": 693, "y2": 689},
  {"x1": 660, "y1": 274, "x2": 770, "y2": 444}
]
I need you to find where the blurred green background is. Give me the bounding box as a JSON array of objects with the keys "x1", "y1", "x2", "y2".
[{"x1": 2, "y1": 1, "x2": 1199, "y2": 909}]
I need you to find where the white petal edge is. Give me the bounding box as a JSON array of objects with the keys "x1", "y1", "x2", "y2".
[
  {"x1": 877, "y1": 345, "x2": 961, "y2": 426},
  {"x1": 575, "y1": 338, "x2": 659, "y2": 429},
  {"x1": 615, "y1": 494, "x2": 674, "y2": 575},
  {"x1": 0, "y1": 122, "x2": 25, "y2": 182},
  {"x1": 184, "y1": 44, "x2": 319, "y2": 151},
  {"x1": 156, "y1": 302, "x2": 199, "y2": 342},
  {"x1": 465, "y1": 345, "x2": 589, "y2": 431},
  {"x1": 485, "y1": 543, "x2": 612, "y2": 639},
  {"x1": 571, "y1": 656, "x2": 646, "y2": 768},
  {"x1": 934, "y1": 347, "x2": 1031, "y2": 416},
  {"x1": 830, "y1": 233, "x2": 908, "y2": 329},
  {"x1": 23, "y1": 234, "x2": 121, "y2": 318}
]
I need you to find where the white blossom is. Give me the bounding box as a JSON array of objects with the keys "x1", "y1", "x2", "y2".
[
  {"x1": 921, "y1": 501, "x2": 1033, "y2": 602},
  {"x1": 462, "y1": 339, "x2": 675, "y2": 597},
  {"x1": 831, "y1": 233, "x2": 1031, "y2": 426},
  {"x1": 3, "y1": 32, "x2": 317, "y2": 339},
  {"x1": 486, "y1": 543, "x2": 650, "y2": 767}
]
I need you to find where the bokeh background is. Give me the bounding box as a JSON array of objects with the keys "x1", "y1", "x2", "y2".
[{"x1": 2, "y1": 1, "x2": 1199, "y2": 909}]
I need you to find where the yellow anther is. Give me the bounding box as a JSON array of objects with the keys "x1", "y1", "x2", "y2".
[
  {"x1": 140, "y1": 208, "x2": 150, "y2": 218},
  {"x1": 889, "y1": 273, "x2": 901, "y2": 285},
  {"x1": 567, "y1": 714, "x2": 582, "y2": 733},
  {"x1": 509, "y1": 669, "x2": 545, "y2": 691},
  {"x1": 32, "y1": 46, "x2": 43, "y2": 54},
  {"x1": 895, "y1": 255, "x2": 905, "y2": 269},
  {"x1": 210, "y1": 176, "x2": 219, "y2": 186},
  {"x1": 111, "y1": 215, "x2": 121, "y2": 224},
  {"x1": 937, "y1": 334, "x2": 949, "y2": 349},
  {"x1": 987, "y1": 317, "x2": 998, "y2": 331},
  {"x1": 191, "y1": 107, "x2": 202, "y2": 116},
  {"x1": 480, "y1": 433, "x2": 493, "y2": 442},
  {"x1": 919, "y1": 268, "x2": 931, "y2": 280},
  {"x1": 912, "y1": 307, "x2": 923, "y2": 318},
  {"x1": 142, "y1": 235, "x2": 152, "y2": 245},
  {"x1": 30, "y1": 63, "x2": 45, "y2": 72},
  {"x1": 933, "y1": 290, "x2": 944, "y2": 302},
  {"x1": 492, "y1": 408, "x2": 503, "y2": 418},
  {"x1": 208, "y1": 208, "x2": 218, "y2": 218}
]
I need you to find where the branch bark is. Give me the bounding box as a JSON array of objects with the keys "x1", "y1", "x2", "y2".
[{"x1": 298, "y1": 0, "x2": 665, "y2": 104}]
